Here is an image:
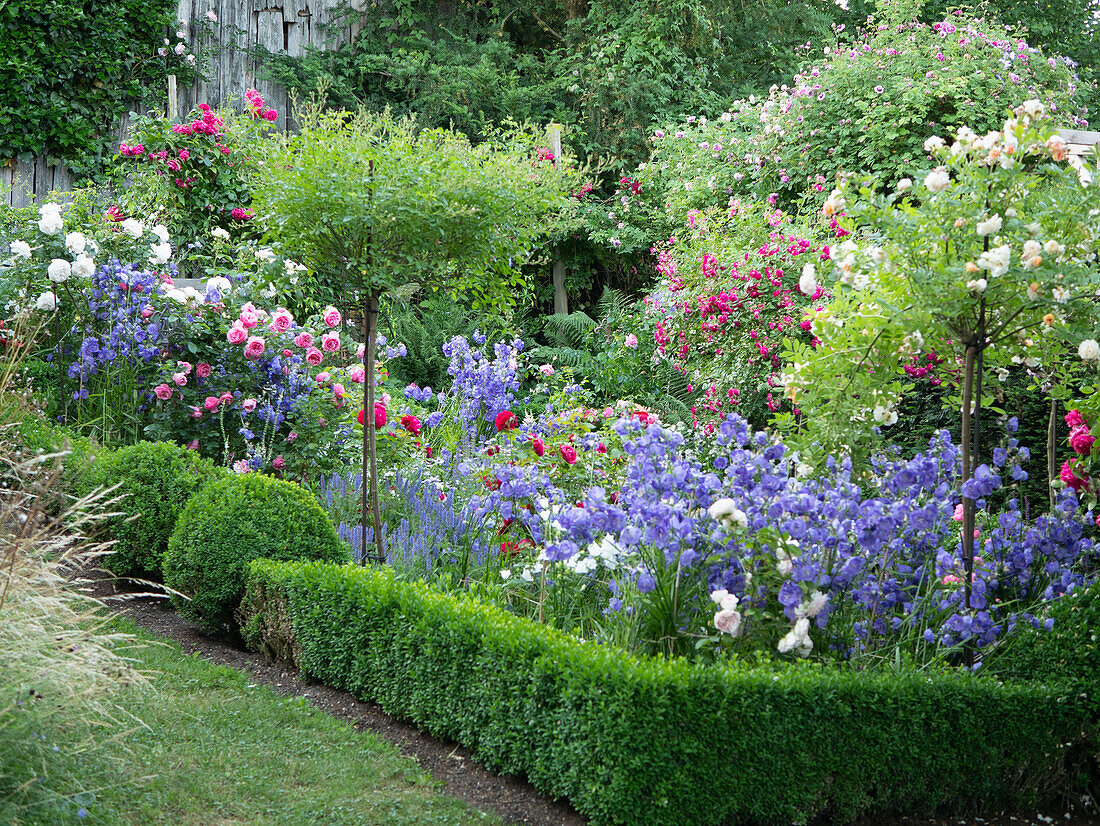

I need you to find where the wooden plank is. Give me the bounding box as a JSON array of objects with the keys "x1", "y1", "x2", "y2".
[
  {"x1": 1, "y1": 165, "x2": 13, "y2": 209},
  {"x1": 1057, "y1": 129, "x2": 1100, "y2": 146}
]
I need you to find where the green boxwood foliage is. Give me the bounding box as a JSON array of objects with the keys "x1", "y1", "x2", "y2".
[
  {"x1": 991, "y1": 581, "x2": 1100, "y2": 725},
  {"x1": 83, "y1": 441, "x2": 225, "y2": 580},
  {"x1": 242, "y1": 559, "x2": 1088, "y2": 826},
  {"x1": 10, "y1": 413, "x2": 101, "y2": 499},
  {"x1": 164, "y1": 474, "x2": 350, "y2": 635}
]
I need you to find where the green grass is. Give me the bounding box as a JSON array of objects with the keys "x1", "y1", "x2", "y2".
[{"x1": 12, "y1": 619, "x2": 499, "y2": 826}]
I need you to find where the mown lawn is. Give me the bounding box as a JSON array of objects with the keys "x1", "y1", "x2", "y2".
[{"x1": 25, "y1": 619, "x2": 497, "y2": 826}]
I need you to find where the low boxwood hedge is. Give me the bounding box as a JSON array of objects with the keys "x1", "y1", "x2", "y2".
[{"x1": 242, "y1": 559, "x2": 1089, "y2": 826}]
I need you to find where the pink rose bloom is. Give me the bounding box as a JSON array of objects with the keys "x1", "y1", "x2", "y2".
[
  {"x1": 273, "y1": 454, "x2": 285, "y2": 470},
  {"x1": 1061, "y1": 460, "x2": 1089, "y2": 492},
  {"x1": 306, "y1": 347, "x2": 323, "y2": 366},
  {"x1": 559, "y1": 444, "x2": 578, "y2": 465},
  {"x1": 1071, "y1": 426, "x2": 1095, "y2": 455},
  {"x1": 625, "y1": 333, "x2": 639, "y2": 349},
  {"x1": 232, "y1": 460, "x2": 251, "y2": 474},
  {"x1": 532, "y1": 437, "x2": 545, "y2": 456},
  {"x1": 186, "y1": 439, "x2": 199, "y2": 450},
  {"x1": 141, "y1": 306, "x2": 155, "y2": 319},
  {"x1": 316, "y1": 372, "x2": 331, "y2": 383},
  {"x1": 539, "y1": 363, "x2": 555, "y2": 377},
  {"x1": 287, "y1": 431, "x2": 298, "y2": 442},
  {"x1": 294, "y1": 331, "x2": 313, "y2": 349},
  {"x1": 332, "y1": 383, "x2": 346, "y2": 398},
  {"x1": 357, "y1": 343, "x2": 365, "y2": 360},
  {"x1": 713, "y1": 608, "x2": 742, "y2": 636},
  {"x1": 239, "y1": 308, "x2": 259, "y2": 329},
  {"x1": 189, "y1": 406, "x2": 203, "y2": 419},
  {"x1": 241, "y1": 398, "x2": 257, "y2": 412},
  {"x1": 227, "y1": 324, "x2": 247, "y2": 344},
  {"x1": 153, "y1": 383, "x2": 172, "y2": 400},
  {"x1": 196, "y1": 362, "x2": 212, "y2": 378},
  {"x1": 952, "y1": 503, "x2": 964, "y2": 522},
  {"x1": 219, "y1": 391, "x2": 233, "y2": 404},
  {"x1": 271, "y1": 308, "x2": 294, "y2": 332},
  {"x1": 203, "y1": 396, "x2": 220, "y2": 411},
  {"x1": 244, "y1": 335, "x2": 266, "y2": 359},
  {"x1": 172, "y1": 372, "x2": 188, "y2": 387},
  {"x1": 282, "y1": 349, "x2": 292, "y2": 357},
  {"x1": 348, "y1": 364, "x2": 366, "y2": 383},
  {"x1": 321, "y1": 331, "x2": 340, "y2": 352},
  {"x1": 177, "y1": 360, "x2": 193, "y2": 374},
  {"x1": 262, "y1": 108, "x2": 278, "y2": 122},
  {"x1": 1066, "y1": 410, "x2": 1086, "y2": 429},
  {"x1": 401, "y1": 414, "x2": 421, "y2": 435},
  {"x1": 322, "y1": 305, "x2": 341, "y2": 328}
]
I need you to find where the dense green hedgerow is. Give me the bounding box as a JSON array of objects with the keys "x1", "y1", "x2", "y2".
[
  {"x1": 242, "y1": 559, "x2": 1088, "y2": 826},
  {"x1": 83, "y1": 441, "x2": 226, "y2": 580},
  {"x1": 164, "y1": 474, "x2": 350, "y2": 636},
  {"x1": 9, "y1": 412, "x2": 101, "y2": 502}
]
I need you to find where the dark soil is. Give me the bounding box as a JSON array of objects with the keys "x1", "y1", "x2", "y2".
[{"x1": 82, "y1": 571, "x2": 1098, "y2": 826}]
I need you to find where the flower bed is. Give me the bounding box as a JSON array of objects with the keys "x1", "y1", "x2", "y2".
[{"x1": 242, "y1": 558, "x2": 1087, "y2": 826}]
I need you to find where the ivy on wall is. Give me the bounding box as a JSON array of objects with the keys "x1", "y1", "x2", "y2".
[{"x1": 0, "y1": 0, "x2": 202, "y2": 180}]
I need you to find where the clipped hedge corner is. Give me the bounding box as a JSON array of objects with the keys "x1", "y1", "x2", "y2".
[{"x1": 242, "y1": 559, "x2": 1089, "y2": 826}]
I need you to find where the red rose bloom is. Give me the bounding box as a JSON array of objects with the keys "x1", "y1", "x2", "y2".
[
  {"x1": 1061, "y1": 460, "x2": 1089, "y2": 492},
  {"x1": 532, "y1": 436, "x2": 545, "y2": 457},
  {"x1": 1070, "y1": 426, "x2": 1095, "y2": 455},
  {"x1": 596, "y1": 442, "x2": 607, "y2": 453},
  {"x1": 495, "y1": 410, "x2": 518, "y2": 431},
  {"x1": 374, "y1": 402, "x2": 387, "y2": 429},
  {"x1": 401, "y1": 414, "x2": 422, "y2": 435},
  {"x1": 559, "y1": 444, "x2": 578, "y2": 465},
  {"x1": 357, "y1": 408, "x2": 365, "y2": 426}
]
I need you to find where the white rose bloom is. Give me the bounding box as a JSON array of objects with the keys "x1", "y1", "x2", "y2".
[
  {"x1": 150, "y1": 224, "x2": 170, "y2": 244},
  {"x1": 121, "y1": 218, "x2": 144, "y2": 238},
  {"x1": 710, "y1": 589, "x2": 739, "y2": 612},
  {"x1": 39, "y1": 202, "x2": 62, "y2": 218},
  {"x1": 977, "y1": 244, "x2": 1011, "y2": 277},
  {"x1": 1022, "y1": 240, "x2": 1042, "y2": 259},
  {"x1": 798, "y1": 263, "x2": 817, "y2": 295},
  {"x1": 923, "y1": 168, "x2": 951, "y2": 193},
  {"x1": 923, "y1": 136, "x2": 945, "y2": 152},
  {"x1": 72, "y1": 254, "x2": 96, "y2": 278},
  {"x1": 966, "y1": 278, "x2": 988, "y2": 294},
  {"x1": 211, "y1": 226, "x2": 231, "y2": 241},
  {"x1": 1079, "y1": 339, "x2": 1100, "y2": 361},
  {"x1": 149, "y1": 242, "x2": 172, "y2": 265},
  {"x1": 1043, "y1": 239, "x2": 1065, "y2": 257},
  {"x1": 261, "y1": 281, "x2": 278, "y2": 299},
  {"x1": 1020, "y1": 99, "x2": 1044, "y2": 118},
  {"x1": 206, "y1": 275, "x2": 232, "y2": 295},
  {"x1": 1052, "y1": 286, "x2": 1070, "y2": 304},
  {"x1": 38, "y1": 211, "x2": 64, "y2": 236},
  {"x1": 47, "y1": 258, "x2": 71, "y2": 283},
  {"x1": 254, "y1": 247, "x2": 277, "y2": 263},
  {"x1": 896, "y1": 177, "x2": 912, "y2": 192},
  {"x1": 165, "y1": 288, "x2": 188, "y2": 304},
  {"x1": 10, "y1": 240, "x2": 31, "y2": 259},
  {"x1": 975, "y1": 214, "x2": 1002, "y2": 237},
  {"x1": 64, "y1": 231, "x2": 86, "y2": 254},
  {"x1": 35, "y1": 291, "x2": 57, "y2": 311}
]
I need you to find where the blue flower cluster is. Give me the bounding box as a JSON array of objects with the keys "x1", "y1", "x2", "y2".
[
  {"x1": 66, "y1": 260, "x2": 165, "y2": 398},
  {"x1": 500, "y1": 412, "x2": 1096, "y2": 657},
  {"x1": 442, "y1": 332, "x2": 523, "y2": 425}
]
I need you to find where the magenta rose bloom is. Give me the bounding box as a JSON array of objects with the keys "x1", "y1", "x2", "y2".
[
  {"x1": 1070, "y1": 426, "x2": 1096, "y2": 455},
  {"x1": 374, "y1": 402, "x2": 387, "y2": 429},
  {"x1": 559, "y1": 444, "x2": 578, "y2": 465},
  {"x1": 1066, "y1": 409, "x2": 1086, "y2": 429},
  {"x1": 195, "y1": 362, "x2": 212, "y2": 378},
  {"x1": 401, "y1": 414, "x2": 421, "y2": 435},
  {"x1": 494, "y1": 410, "x2": 518, "y2": 432},
  {"x1": 294, "y1": 331, "x2": 314, "y2": 349},
  {"x1": 305, "y1": 347, "x2": 323, "y2": 366},
  {"x1": 1061, "y1": 460, "x2": 1089, "y2": 492},
  {"x1": 532, "y1": 436, "x2": 545, "y2": 457}
]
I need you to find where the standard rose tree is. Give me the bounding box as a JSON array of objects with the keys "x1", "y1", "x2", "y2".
[{"x1": 251, "y1": 104, "x2": 577, "y2": 561}]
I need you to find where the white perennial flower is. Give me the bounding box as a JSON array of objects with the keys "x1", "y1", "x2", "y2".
[
  {"x1": 35, "y1": 291, "x2": 57, "y2": 311},
  {"x1": 149, "y1": 242, "x2": 172, "y2": 265},
  {"x1": 923, "y1": 167, "x2": 951, "y2": 193},
  {"x1": 121, "y1": 218, "x2": 144, "y2": 238},
  {"x1": 976, "y1": 244, "x2": 1011, "y2": 277},
  {"x1": 150, "y1": 224, "x2": 170, "y2": 244},
  {"x1": 975, "y1": 214, "x2": 1002, "y2": 237},
  {"x1": 64, "y1": 231, "x2": 86, "y2": 254},
  {"x1": 10, "y1": 240, "x2": 31, "y2": 259},
  {"x1": 47, "y1": 258, "x2": 71, "y2": 283},
  {"x1": 798, "y1": 263, "x2": 817, "y2": 296},
  {"x1": 708, "y1": 498, "x2": 748, "y2": 529},
  {"x1": 72, "y1": 254, "x2": 96, "y2": 278},
  {"x1": 211, "y1": 226, "x2": 231, "y2": 241},
  {"x1": 1079, "y1": 339, "x2": 1100, "y2": 362}
]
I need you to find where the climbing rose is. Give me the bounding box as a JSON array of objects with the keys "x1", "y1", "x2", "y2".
[{"x1": 495, "y1": 410, "x2": 518, "y2": 431}]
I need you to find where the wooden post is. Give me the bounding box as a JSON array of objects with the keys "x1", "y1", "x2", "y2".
[
  {"x1": 548, "y1": 124, "x2": 567, "y2": 316},
  {"x1": 168, "y1": 75, "x2": 178, "y2": 121}
]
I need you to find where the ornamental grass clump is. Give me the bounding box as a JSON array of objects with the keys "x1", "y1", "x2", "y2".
[{"x1": 0, "y1": 325, "x2": 146, "y2": 822}]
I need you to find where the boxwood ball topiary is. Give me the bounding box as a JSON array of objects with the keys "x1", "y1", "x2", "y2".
[
  {"x1": 164, "y1": 472, "x2": 350, "y2": 635},
  {"x1": 85, "y1": 441, "x2": 225, "y2": 580}
]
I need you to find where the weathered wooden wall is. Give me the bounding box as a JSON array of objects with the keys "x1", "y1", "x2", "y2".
[{"x1": 2, "y1": 0, "x2": 366, "y2": 209}]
